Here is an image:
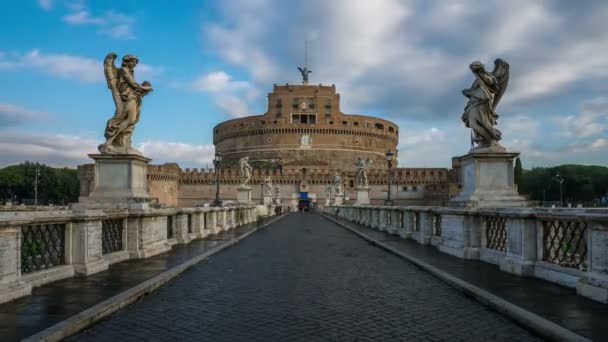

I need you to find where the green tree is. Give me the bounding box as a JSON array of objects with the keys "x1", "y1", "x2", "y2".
[
  {"x1": 514, "y1": 157, "x2": 523, "y2": 187},
  {"x1": 0, "y1": 163, "x2": 79, "y2": 205}
]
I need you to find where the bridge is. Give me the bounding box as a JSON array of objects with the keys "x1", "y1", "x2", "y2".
[{"x1": 1, "y1": 207, "x2": 607, "y2": 341}]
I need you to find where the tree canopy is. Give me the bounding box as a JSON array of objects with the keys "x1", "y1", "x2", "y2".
[
  {"x1": 518, "y1": 164, "x2": 608, "y2": 206},
  {"x1": 0, "y1": 162, "x2": 79, "y2": 205}
]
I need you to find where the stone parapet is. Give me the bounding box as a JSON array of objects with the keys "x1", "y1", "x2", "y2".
[
  {"x1": 326, "y1": 204, "x2": 608, "y2": 304},
  {"x1": 0, "y1": 205, "x2": 258, "y2": 304}
]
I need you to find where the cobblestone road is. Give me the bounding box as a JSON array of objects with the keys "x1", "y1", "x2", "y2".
[{"x1": 72, "y1": 213, "x2": 541, "y2": 341}]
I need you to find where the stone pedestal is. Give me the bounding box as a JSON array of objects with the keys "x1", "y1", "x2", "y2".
[
  {"x1": 74, "y1": 154, "x2": 153, "y2": 210},
  {"x1": 237, "y1": 187, "x2": 252, "y2": 204},
  {"x1": 355, "y1": 187, "x2": 371, "y2": 205},
  {"x1": 450, "y1": 150, "x2": 527, "y2": 207},
  {"x1": 333, "y1": 194, "x2": 344, "y2": 206},
  {"x1": 263, "y1": 196, "x2": 273, "y2": 205}
]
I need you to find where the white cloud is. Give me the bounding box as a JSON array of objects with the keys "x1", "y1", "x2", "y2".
[
  {"x1": 216, "y1": 95, "x2": 251, "y2": 118},
  {"x1": 138, "y1": 140, "x2": 215, "y2": 166},
  {"x1": 555, "y1": 97, "x2": 608, "y2": 138},
  {"x1": 193, "y1": 71, "x2": 250, "y2": 92},
  {"x1": 189, "y1": 71, "x2": 257, "y2": 118},
  {"x1": 0, "y1": 131, "x2": 217, "y2": 168},
  {"x1": 61, "y1": 8, "x2": 136, "y2": 39},
  {"x1": 0, "y1": 104, "x2": 48, "y2": 126},
  {"x1": 0, "y1": 49, "x2": 160, "y2": 83},
  {"x1": 205, "y1": 1, "x2": 608, "y2": 116},
  {"x1": 0, "y1": 130, "x2": 97, "y2": 167},
  {"x1": 38, "y1": 0, "x2": 53, "y2": 10}
]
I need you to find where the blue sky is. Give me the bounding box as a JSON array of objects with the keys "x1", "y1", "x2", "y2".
[{"x1": 1, "y1": 0, "x2": 607, "y2": 169}]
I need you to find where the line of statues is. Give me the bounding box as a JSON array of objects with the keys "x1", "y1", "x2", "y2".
[{"x1": 97, "y1": 51, "x2": 511, "y2": 181}]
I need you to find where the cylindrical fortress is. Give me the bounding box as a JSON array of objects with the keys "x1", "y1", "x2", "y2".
[{"x1": 213, "y1": 84, "x2": 399, "y2": 169}]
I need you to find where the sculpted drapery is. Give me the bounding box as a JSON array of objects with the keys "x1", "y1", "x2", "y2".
[
  {"x1": 99, "y1": 52, "x2": 153, "y2": 155},
  {"x1": 461, "y1": 58, "x2": 509, "y2": 150}
]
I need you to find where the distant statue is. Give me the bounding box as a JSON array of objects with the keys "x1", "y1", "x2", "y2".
[
  {"x1": 99, "y1": 52, "x2": 153, "y2": 155},
  {"x1": 263, "y1": 176, "x2": 273, "y2": 196},
  {"x1": 325, "y1": 185, "x2": 332, "y2": 198},
  {"x1": 300, "y1": 134, "x2": 312, "y2": 146},
  {"x1": 274, "y1": 184, "x2": 281, "y2": 197},
  {"x1": 239, "y1": 157, "x2": 253, "y2": 187},
  {"x1": 355, "y1": 157, "x2": 372, "y2": 188},
  {"x1": 461, "y1": 58, "x2": 509, "y2": 150},
  {"x1": 298, "y1": 66, "x2": 312, "y2": 84},
  {"x1": 333, "y1": 172, "x2": 342, "y2": 195}
]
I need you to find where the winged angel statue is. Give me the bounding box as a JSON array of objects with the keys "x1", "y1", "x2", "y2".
[
  {"x1": 98, "y1": 52, "x2": 153, "y2": 155},
  {"x1": 461, "y1": 58, "x2": 509, "y2": 150}
]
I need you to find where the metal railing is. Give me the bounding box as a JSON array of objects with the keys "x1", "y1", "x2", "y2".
[
  {"x1": 102, "y1": 219, "x2": 124, "y2": 255},
  {"x1": 543, "y1": 219, "x2": 587, "y2": 270},
  {"x1": 432, "y1": 213, "x2": 442, "y2": 237},
  {"x1": 21, "y1": 223, "x2": 66, "y2": 273},
  {"x1": 485, "y1": 216, "x2": 507, "y2": 252}
]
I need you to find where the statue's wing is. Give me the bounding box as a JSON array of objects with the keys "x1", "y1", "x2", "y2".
[
  {"x1": 104, "y1": 52, "x2": 122, "y2": 112},
  {"x1": 491, "y1": 59, "x2": 509, "y2": 111},
  {"x1": 298, "y1": 67, "x2": 304, "y2": 74}
]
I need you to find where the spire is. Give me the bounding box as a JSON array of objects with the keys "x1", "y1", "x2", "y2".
[{"x1": 298, "y1": 40, "x2": 312, "y2": 85}]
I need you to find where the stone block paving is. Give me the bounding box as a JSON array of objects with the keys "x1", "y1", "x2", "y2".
[{"x1": 72, "y1": 213, "x2": 541, "y2": 341}]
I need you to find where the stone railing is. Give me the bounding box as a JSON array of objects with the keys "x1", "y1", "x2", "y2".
[
  {"x1": 0, "y1": 205, "x2": 259, "y2": 304},
  {"x1": 325, "y1": 205, "x2": 608, "y2": 304}
]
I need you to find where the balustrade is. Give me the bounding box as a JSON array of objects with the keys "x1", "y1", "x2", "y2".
[
  {"x1": 0, "y1": 205, "x2": 259, "y2": 304},
  {"x1": 327, "y1": 204, "x2": 608, "y2": 304}
]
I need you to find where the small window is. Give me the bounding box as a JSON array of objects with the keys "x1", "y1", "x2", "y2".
[
  {"x1": 350, "y1": 180, "x2": 355, "y2": 188},
  {"x1": 292, "y1": 98, "x2": 299, "y2": 109},
  {"x1": 325, "y1": 108, "x2": 331, "y2": 116},
  {"x1": 300, "y1": 115, "x2": 308, "y2": 124},
  {"x1": 375, "y1": 123, "x2": 384, "y2": 130},
  {"x1": 261, "y1": 120, "x2": 266, "y2": 124},
  {"x1": 302, "y1": 168, "x2": 307, "y2": 174},
  {"x1": 308, "y1": 99, "x2": 315, "y2": 109},
  {"x1": 292, "y1": 114, "x2": 300, "y2": 123},
  {"x1": 309, "y1": 115, "x2": 316, "y2": 124},
  {"x1": 342, "y1": 121, "x2": 348, "y2": 125},
  {"x1": 412, "y1": 185, "x2": 417, "y2": 191},
  {"x1": 388, "y1": 127, "x2": 395, "y2": 133},
  {"x1": 276, "y1": 98, "x2": 282, "y2": 108},
  {"x1": 329, "y1": 121, "x2": 334, "y2": 124},
  {"x1": 276, "y1": 111, "x2": 282, "y2": 117},
  {"x1": 325, "y1": 99, "x2": 331, "y2": 108},
  {"x1": 353, "y1": 122, "x2": 359, "y2": 126},
  {"x1": 402, "y1": 186, "x2": 408, "y2": 192}
]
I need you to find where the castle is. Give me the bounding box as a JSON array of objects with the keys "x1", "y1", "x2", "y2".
[{"x1": 79, "y1": 82, "x2": 453, "y2": 207}]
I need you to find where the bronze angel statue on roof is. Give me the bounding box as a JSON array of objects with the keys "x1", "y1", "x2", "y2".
[
  {"x1": 98, "y1": 52, "x2": 153, "y2": 155},
  {"x1": 461, "y1": 58, "x2": 509, "y2": 151},
  {"x1": 298, "y1": 66, "x2": 312, "y2": 84}
]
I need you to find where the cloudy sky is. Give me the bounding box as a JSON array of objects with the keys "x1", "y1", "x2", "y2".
[{"x1": 1, "y1": 0, "x2": 607, "y2": 169}]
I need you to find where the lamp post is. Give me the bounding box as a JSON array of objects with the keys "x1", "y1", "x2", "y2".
[
  {"x1": 213, "y1": 152, "x2": 223, "y2": 207},
  {"x1": 33, "y1": 166, "x2": 40, "y2": 206},
  {"x1": 384, "y1": 149, "x2": 394, "y2": 206},
  {"x1": 260, "y1": 178, "x2": 265, "y2": 205},
  {"x1": 554, "y1": 172, "x2": 564, "y2": 207}
]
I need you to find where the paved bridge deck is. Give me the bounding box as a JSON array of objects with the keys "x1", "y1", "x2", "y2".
[{"x1": 71, "y1": 213, "x2": 540, "y2": 341}]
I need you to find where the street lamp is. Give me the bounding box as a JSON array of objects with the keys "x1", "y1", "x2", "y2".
[
  {"x1": 384, "y1": 149, "x2": 395, "y2": 206},
  {"x1": 34, "y1": 166, "x2": 41, "y2": 206},
  {"x1": 553, "y1": 172, "x2": 564, "y2": 207},
  {"x1": 213, "y1": 152, "x2": 223, "y2": 207}
]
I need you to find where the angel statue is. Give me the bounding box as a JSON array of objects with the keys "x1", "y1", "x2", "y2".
[
  {"x1": 355, "y1": 157, "x2": 372, "y2": 188},
  {"x1": 263, "y1": 176, "x2": 273, "y2": 196},
  {"x1": 239, "y1": 156, "x2": 253, "y2": 188},
  {"x1": 333, "y1": 172, "x2": 343, "y2": 195},
  {"x1": 461, "y1": 58, "x2": 509, "y2": 150},
  {"x1": 298, "y1": 66, "x2": 312, "y2": 85},
  {"x1": 99, "y1": 52, "x2": 153, "y2": 155}
]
